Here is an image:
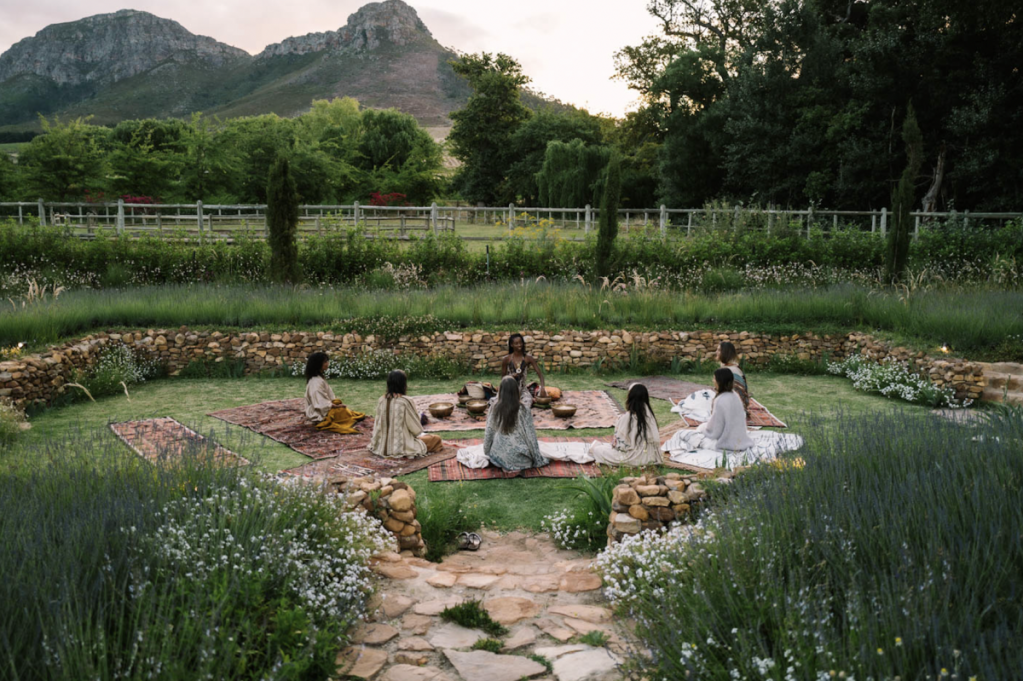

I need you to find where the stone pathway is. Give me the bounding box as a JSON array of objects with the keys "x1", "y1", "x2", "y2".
[{"x1": 337, "y1": 530, "x2": 633, "y2": 681}]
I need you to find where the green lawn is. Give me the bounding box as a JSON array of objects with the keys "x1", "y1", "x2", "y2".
[{"x1": 2, "y1": 370, "x2": 933, "y2": 530}]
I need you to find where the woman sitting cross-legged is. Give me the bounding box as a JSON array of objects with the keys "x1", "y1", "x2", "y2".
[
  {"x1": 589, "y1": 383, "x2": 661, "y2": 466},
  {"x1": 483, "y1": 376, "x2": 550, "y2": 471},
  {"x1": 716, "y1": 341, "x2": 751, "y2": 416},
  {"x1": 369, "y1": 370, "x2": 443, "y2": 458},
  {"x1": 697, "y1": 367, "x2": 755, "y2": 451},
  {"x1": 304, "y1": 352, "x2": 366, "y2": 434}
]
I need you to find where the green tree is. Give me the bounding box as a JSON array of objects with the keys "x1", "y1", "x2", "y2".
[
  {"x1": 107, "y1": 120, "x2": 184, "y2": 199},
  {"x1": 505, "y1": 109, "x2": 605, "y2": 204},
  {"x1": 358, "y1": 109, "x2": 444, "y2": 204},
  {"x1": 535, "y1": 139, "x2": 611, "y2": 208},
  {"x1": 596, "y1": 153, "x2": 622, "y2": 278},
  {"x1": 0, "y1": 152, "x2": 16, "y2": 201},
  {"x1": 885, "y1": 103, "x2": 923, "y2": 285},
  {"x1": 181, "y1": 113, "x2": 236, "y2": 202},
  {"x1": 448, "y1": 53, "x2": 531, "y2": 205},
  {"x1": 266, "y1": 157, "x2": 300, "y2": 284},
  {"x1": 18, "y1": 116, "x2": 107, "y2": 201}
]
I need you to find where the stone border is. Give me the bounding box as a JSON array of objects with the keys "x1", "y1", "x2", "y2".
[{"x1": 0, "y1": 328, "x2": 986, "y2": 407}]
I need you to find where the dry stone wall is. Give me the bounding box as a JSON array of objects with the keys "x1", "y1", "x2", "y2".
[
  {"x1": 609, "y1": 471, "x2": 717, "y2": 544},
  {"x1": 313, "y1": 473, "x2": 426, "y2": 558},
  {"x1": 0, "y1": 327, "x2": 986, "y2": 407}
]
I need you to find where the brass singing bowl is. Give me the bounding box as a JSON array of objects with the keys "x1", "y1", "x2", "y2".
[
  {"x1": 458, "y1": 394, "x2": 473, "y2": 404},
  {"x1": 551, "y1": 404, "x2": 577, "y2": 418},
  {"x1": 466, "y1": 399, "x2": 488, "y2": 414},
  {"x1": 428, "y1": 402, "x2": 454, "y2": 418},
  {"x1": 534, "y1": 395, "x2": 553, "y2": 406}
]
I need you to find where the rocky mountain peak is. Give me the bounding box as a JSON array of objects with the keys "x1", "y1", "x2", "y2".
[
  {"x1": 0, "y1": 9, "x2": 249, "y2": 86},
  {"x1": 258, "y1": 0, "x2": 432, "y2": 59}
]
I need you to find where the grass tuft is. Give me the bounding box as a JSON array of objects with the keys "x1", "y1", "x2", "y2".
[{"x1": 439, "y1": 600, "x2": 508, "y2": 638}]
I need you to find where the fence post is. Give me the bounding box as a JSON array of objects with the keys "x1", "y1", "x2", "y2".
[
  {"x1": 963, "y1": 210, "x2": 969, "y2": 229},
  {"x1": 18, "y1": 204, "x2": 23, "y2": 225},
  {"x1": 806, "y1": 206, "x2": 813, "y2": 238},
  {"x1": 508, "y1": 203, "x2": 515, "y2": 235},
  {"x1": 871, "y1": 212, "x2": 876, "y2": 233},
  {"x1": 196, "y1": 200, "x2": 204, "y2": 245},
  {"x1": 116, "y1": 198, "x2": 125, "y2": 236},
  {"x1": 880, "y1": 207, "x2": 887, "y2": 236},
  {"x1": 431, "y1": 202, "x2": 438, "y2": 235},
  {"x1": 659, "y1": 204, "x2": 667, "y2": 238},
  {"x1": 767, "y1": 210, "x2": 774, "y2": 236},
  {"x1": 353, "y1": 201, "x2": 360, "y2": 227},
  {"x1": 37, "y1": 199, "x2": 46, "y2": 227},
  {"x1": 687, "y1": 211, "x2": 693, "y2": 237},
  {"x1": 584, "y1": 204, "x2": 592, "y2": 234},
  {"x1": 914, "y1": 214, "x2": 920, "y2": 239}
]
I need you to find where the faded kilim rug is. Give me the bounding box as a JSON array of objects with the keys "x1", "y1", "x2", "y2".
[
  {"x1": 426, "y1": 436, "x2": 612, "y2": 482},
  {"x1": 110, "y1": 418, "x2": 249, "y2": 466},
  {"x1": 412, "y1": 390, "x2": 624, "y2": 432},
  {"x1": 606, "y1": 376, "x2": 787, "y2": 428}
]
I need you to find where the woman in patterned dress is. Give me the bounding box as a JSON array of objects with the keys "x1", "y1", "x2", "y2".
[
  {"x1": 500, "y1": 333, "x2": 547, "y2": 405},
  {"x1": 483, "y1": 376, "x2": 550, "y2": 471}
]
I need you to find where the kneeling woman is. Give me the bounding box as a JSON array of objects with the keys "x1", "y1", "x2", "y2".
[
  {"x1": 483, "y1": 376, "x2": 550, "y2": 471},
  {"x1": 698, "y1": 368, "x2": 754, "y2": 451},
  {"x1": 370, "y1": 370, "x2": 442, "y2": 458},
  {"x1": 590, "y1": 383, "x2": 661, "y2": 466},
  {"x1": 304, "y1": 352, "x2": 366, "y2": 434}
]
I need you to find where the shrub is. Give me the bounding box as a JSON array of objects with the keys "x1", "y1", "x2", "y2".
[
  {"x1": 827, "y1": 355, "x2": 970, "y2": 407},
  {"x1": 471, "y1": 638, "x2": 504, "y2": 653},
  {"x1": 416, "y1": 483, "x2": 482, "y2": 562},
  {"x1": 440, "y1": 599, "x2": 508, "y2": 638},
  {"x1": 0, "y1": 399, "x2": 27, "y2": 444},
  {"x1": 596, "y1": 408, "x2": 1023, "y2": 680},
  {"x1": 543, "y1": 470, "x2": 642, "y2": 553},
  {"x1": 266, "y1": 157, "x2": 300, "y2": 284},
  {"x1": 74, "y1": 343, "x2": 163, "y2": 399},
  {"x1": 595, "y1": 153, "x2": 621, "y2": 278}
]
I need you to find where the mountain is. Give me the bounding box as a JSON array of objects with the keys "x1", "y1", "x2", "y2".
[{"x1": 0, "y1": 1, "x2": 568, "y2": 130}]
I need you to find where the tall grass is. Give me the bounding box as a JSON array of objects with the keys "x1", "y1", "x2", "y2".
[
  {"x1": 0, "y1": 426, "x2": 391, "y2": 680},
  {"x1": 2, "y1": 283, "x2": 1021, "y2": 358},
  {"x1": 597, "y1": 408, "x2": 1023, "y2": 680}
]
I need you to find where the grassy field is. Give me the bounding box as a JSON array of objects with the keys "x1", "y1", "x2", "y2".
[
  {"x1": 0, "y1": 142, "x2": 25, "y2": 154},
  {"x1": 2, "y1": 371, "x2": 934, "y2": 531}
]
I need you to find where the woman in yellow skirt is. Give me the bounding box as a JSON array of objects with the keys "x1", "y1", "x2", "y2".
[{"x1": 304, "y1": 352, "x2": 366, "y2": 434}]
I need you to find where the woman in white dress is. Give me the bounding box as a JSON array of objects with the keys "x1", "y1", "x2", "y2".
[
  {"x1": 590, "y1": 384, "x2": 661, "y2": 466},
  {"x1": 698, "y1": 367, "x2": 754, "y2": 451}
]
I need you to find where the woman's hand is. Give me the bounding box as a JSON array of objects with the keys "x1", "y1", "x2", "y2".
[{"x1": 538, "y1": 386, "x2": 547, "y2": 397}]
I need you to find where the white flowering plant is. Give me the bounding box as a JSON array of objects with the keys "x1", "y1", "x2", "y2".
[
  {"x1": 291, "y1": 349, "x2": 468, "y2": 381},
  {"x1": 827, "y1": 355, "x2": 971, "y2": 408},
  {"x1": 0, "y1": 399, "x2": 27, "y2": 444},
  {"x1": 74, "y1": 343, "x2": 163, "y2": 399}
]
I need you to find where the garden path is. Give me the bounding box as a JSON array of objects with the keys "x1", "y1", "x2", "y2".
[{"x1": 339, "y1": 531, "x2": 633, "y2": 681}]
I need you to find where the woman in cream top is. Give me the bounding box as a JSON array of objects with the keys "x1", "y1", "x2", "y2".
[{"x1": 590, "y1": 383, "x2": 661, "y2": 465}]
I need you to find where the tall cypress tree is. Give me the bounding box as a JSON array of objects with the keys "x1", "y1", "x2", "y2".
[
  {"x1": 266, "y1": 156, "x2": 300, "y2": 284},
  {"x1": 596, "y1": 153, "x2": 621, "y2": 279},
  {"x1": 885, "y1": 103, "x2": 924, "y2": 285}
]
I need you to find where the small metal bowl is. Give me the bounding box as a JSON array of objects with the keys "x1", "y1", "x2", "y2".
[
  {"x1": 458, "y1": 394, "x2": 473, "y2": 405},
  {"x1": 466, "y1": 400, "x2": 488, "y2": 415},
  {"x1": 429, "y1": 402, "x2": 454, "y2": 418},
  {"x1": 551, "y1": 404, "x2": 577, "y2": 418},
  {"x1": 534, "y1": 395, "x2": 553, "y2": 407}
]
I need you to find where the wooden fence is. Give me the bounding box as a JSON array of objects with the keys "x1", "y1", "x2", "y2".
[{"x1": 0, "y1": 199, "x2": 1019, "y2": 243}]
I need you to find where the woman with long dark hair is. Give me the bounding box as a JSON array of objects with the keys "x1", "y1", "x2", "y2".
[
  {"x1": 590, "y1": 383, "x2": 661, "y2": 465},
  {"x1": 500, "y1": 333, "x2": 547, "y2": 404},
  {"x1": 303, "y1": 352, "x2": 366, "y2": 434},
  {"x1": 369, "y1": 369, "x2": 442, "y2": 458},
  {"x1": 482, "y1": 376, "x2": 549, "y2": 471},
  {"x1": 697, "y1": 367, "x2": 754, "y2": 451},
  {"x1": 716, "y1": 341, "x2": 751, "y2": 416}
]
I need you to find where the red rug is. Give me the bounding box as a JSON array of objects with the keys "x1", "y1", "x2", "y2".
[
  {"x1": 426, "y1": 436, "x2": 611, "y2": 482},
  {"x1": 412, "y1": 390, "x2": 624, "y2": 431},
  {"x1": 282, "y1": 443, "x2": 458, "y2": 480},
  {"x1": 110, "y1": 418, "x2": 249, "y2": 466},
  {"x1": 606, "y1": 376, "x2": 787, "y2": 428},
  {"x1": 208, "y1": 398, "x2": 374, "y2": 459}
]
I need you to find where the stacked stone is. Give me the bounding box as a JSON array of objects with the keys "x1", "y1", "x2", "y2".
[
  {"x1": 324, "y1": 475, "x2": 427, "y2": 558},
  {"x1": 1, "y1": 326, "x2": 988, "y2": 407},
  {"x1": 607, "y1": 472, "x2": 711, "y2": 544}
]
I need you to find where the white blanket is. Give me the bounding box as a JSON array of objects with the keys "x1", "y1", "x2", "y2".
[
  {"x1": 661, "y1": 429, "x2": 804, "y2": 470},
  {"x1": 456, "y1": 442, "x2": 596, "y2": 469},
  {"x1": 670, "y1": 389, "x2": 716, "y2": 422}
]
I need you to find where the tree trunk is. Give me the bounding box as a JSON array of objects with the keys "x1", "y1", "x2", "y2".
[{"x1": 921, "y1": 143, "x2": 946, "y2": 214}]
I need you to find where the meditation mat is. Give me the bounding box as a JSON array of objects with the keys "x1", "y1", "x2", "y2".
[
  {"x1": 412, "y1": 390, "x2": 624, "y2": 431},
  {"x1": 281, "y1": 442, "x2": 458, "y2": 480},
  {"x1": 208, "y1": 398, "x2": 374, "y2": 460},
  {"x1": 110, "y1": 418, "x2": 249, "y2": 466},
  {"x1": 426, "y1": 436, "x2": 611, "y2": 482},
  {"x1": 606, "y1": 376, "x2": 787, "y2": 428}
]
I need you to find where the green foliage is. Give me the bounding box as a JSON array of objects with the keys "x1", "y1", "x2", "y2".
[
  {"x1": 536, "y1": 139, "x2": 611, "y2": 208},
  {"x1": 885, "y1": 104, "x2": 924, "y2": 284},
  {"x1": 0, "y1": 151, "x2": 17, "y2": 201},
  {"x1": 528, "y1": 654, "x2": 553, "y2": 672},
  {"x1": 544, "y1": 469, "x2": 642, "y2": 553},
  {"x1": 177, "y1": 357, "x2": 247, "y2": 379},
  {"x1": 440, "y1": 599, "x2": 508, "y2": 638},
  {"x1": 0, "y1": 400, "x2": 27, "y2": 445},
  {"x1": 597, "y1": 408, "x2": 1023, "y2": 679},
  {"x1": 448, "y1": 53, "x2": 532, "y2": 205},
  {"x1": 17, "y1": 115, "x2": 107, "y2": 201},
  {"x1": 417, "y1": 483, "x2": 483, "y2": 562},
  {"x1": 575, "y1": 631, "x2": 610, "y2": 647},
  {"x1": 596, "y1": 153, "x2": 621, "y2": 278},
  {"x1": 507, "y1": 109, "x2": 605, "y2": 204},
  {"x1": 266, "y1": 157, "x2": 300, "y2": 284},
  {"x1": 471, "y1": 638, "x2": 504, "y2": 653}
]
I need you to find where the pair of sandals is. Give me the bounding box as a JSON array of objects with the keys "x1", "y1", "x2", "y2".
[{"x1": 456, "y1": 532, "x2": 482, "y2": 551}]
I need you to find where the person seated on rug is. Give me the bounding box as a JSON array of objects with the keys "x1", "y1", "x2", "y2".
[
  {"x1": 304, "y1": 352, "x2": 366, "y2": 434},
  {"x1": 717, "y1": 341, "x2": 751, "y2": 416},
  {"x1": 501, "y1": 333, "x2": 547, "y2": 405},
  {"x1": 370, "y1": 370, "x2": 443, "y2": 458},
  {"x1": 697, "y1": 368, "x2": 754, "y2": 451},
  {"x1": 483, "y1": 376, "x2": 550, "y2": 471},
  {"x1": 589, "y1": 383, "x2": 661, "y2": 466}
]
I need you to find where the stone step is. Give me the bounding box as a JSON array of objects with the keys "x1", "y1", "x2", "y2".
[
  {"x1": 984, "y1": 362, "x2": 1023, "y2": 376},
  {"x1": 982, "y1": 388, "x2": 1023, "y2": 405},
  {"x1": 985, "y1": 373, "x2": 1023, "y2": 391}
]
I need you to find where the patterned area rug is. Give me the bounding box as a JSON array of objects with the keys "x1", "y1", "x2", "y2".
[
  {"x1": 412, "y1": 391, "x2": 624, "y2": 432},
  {"x1": 606, "y1": 376, "x2": 787, "y2": 428},
  {"x1": 208, "y1": 398, "x2": 374, "y2": 459},
  {"x1": 110, "y1": 418, "x2": 249, "y2": 466},
  {"x1": 282, "y1": 444, "x2": 458, "y2": 480},
  {"x1": 426, "y1": 436, "x2": 611, "y2": 481}
]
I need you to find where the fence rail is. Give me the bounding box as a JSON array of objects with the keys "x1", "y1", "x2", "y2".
[{"x1": 1, "y1": 199, "x2": 1019, "y2": 243}]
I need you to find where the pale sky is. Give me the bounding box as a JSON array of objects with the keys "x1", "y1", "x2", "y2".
[{"x1": 0, "y1": 0, "x2": 659, "y2": 117}]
